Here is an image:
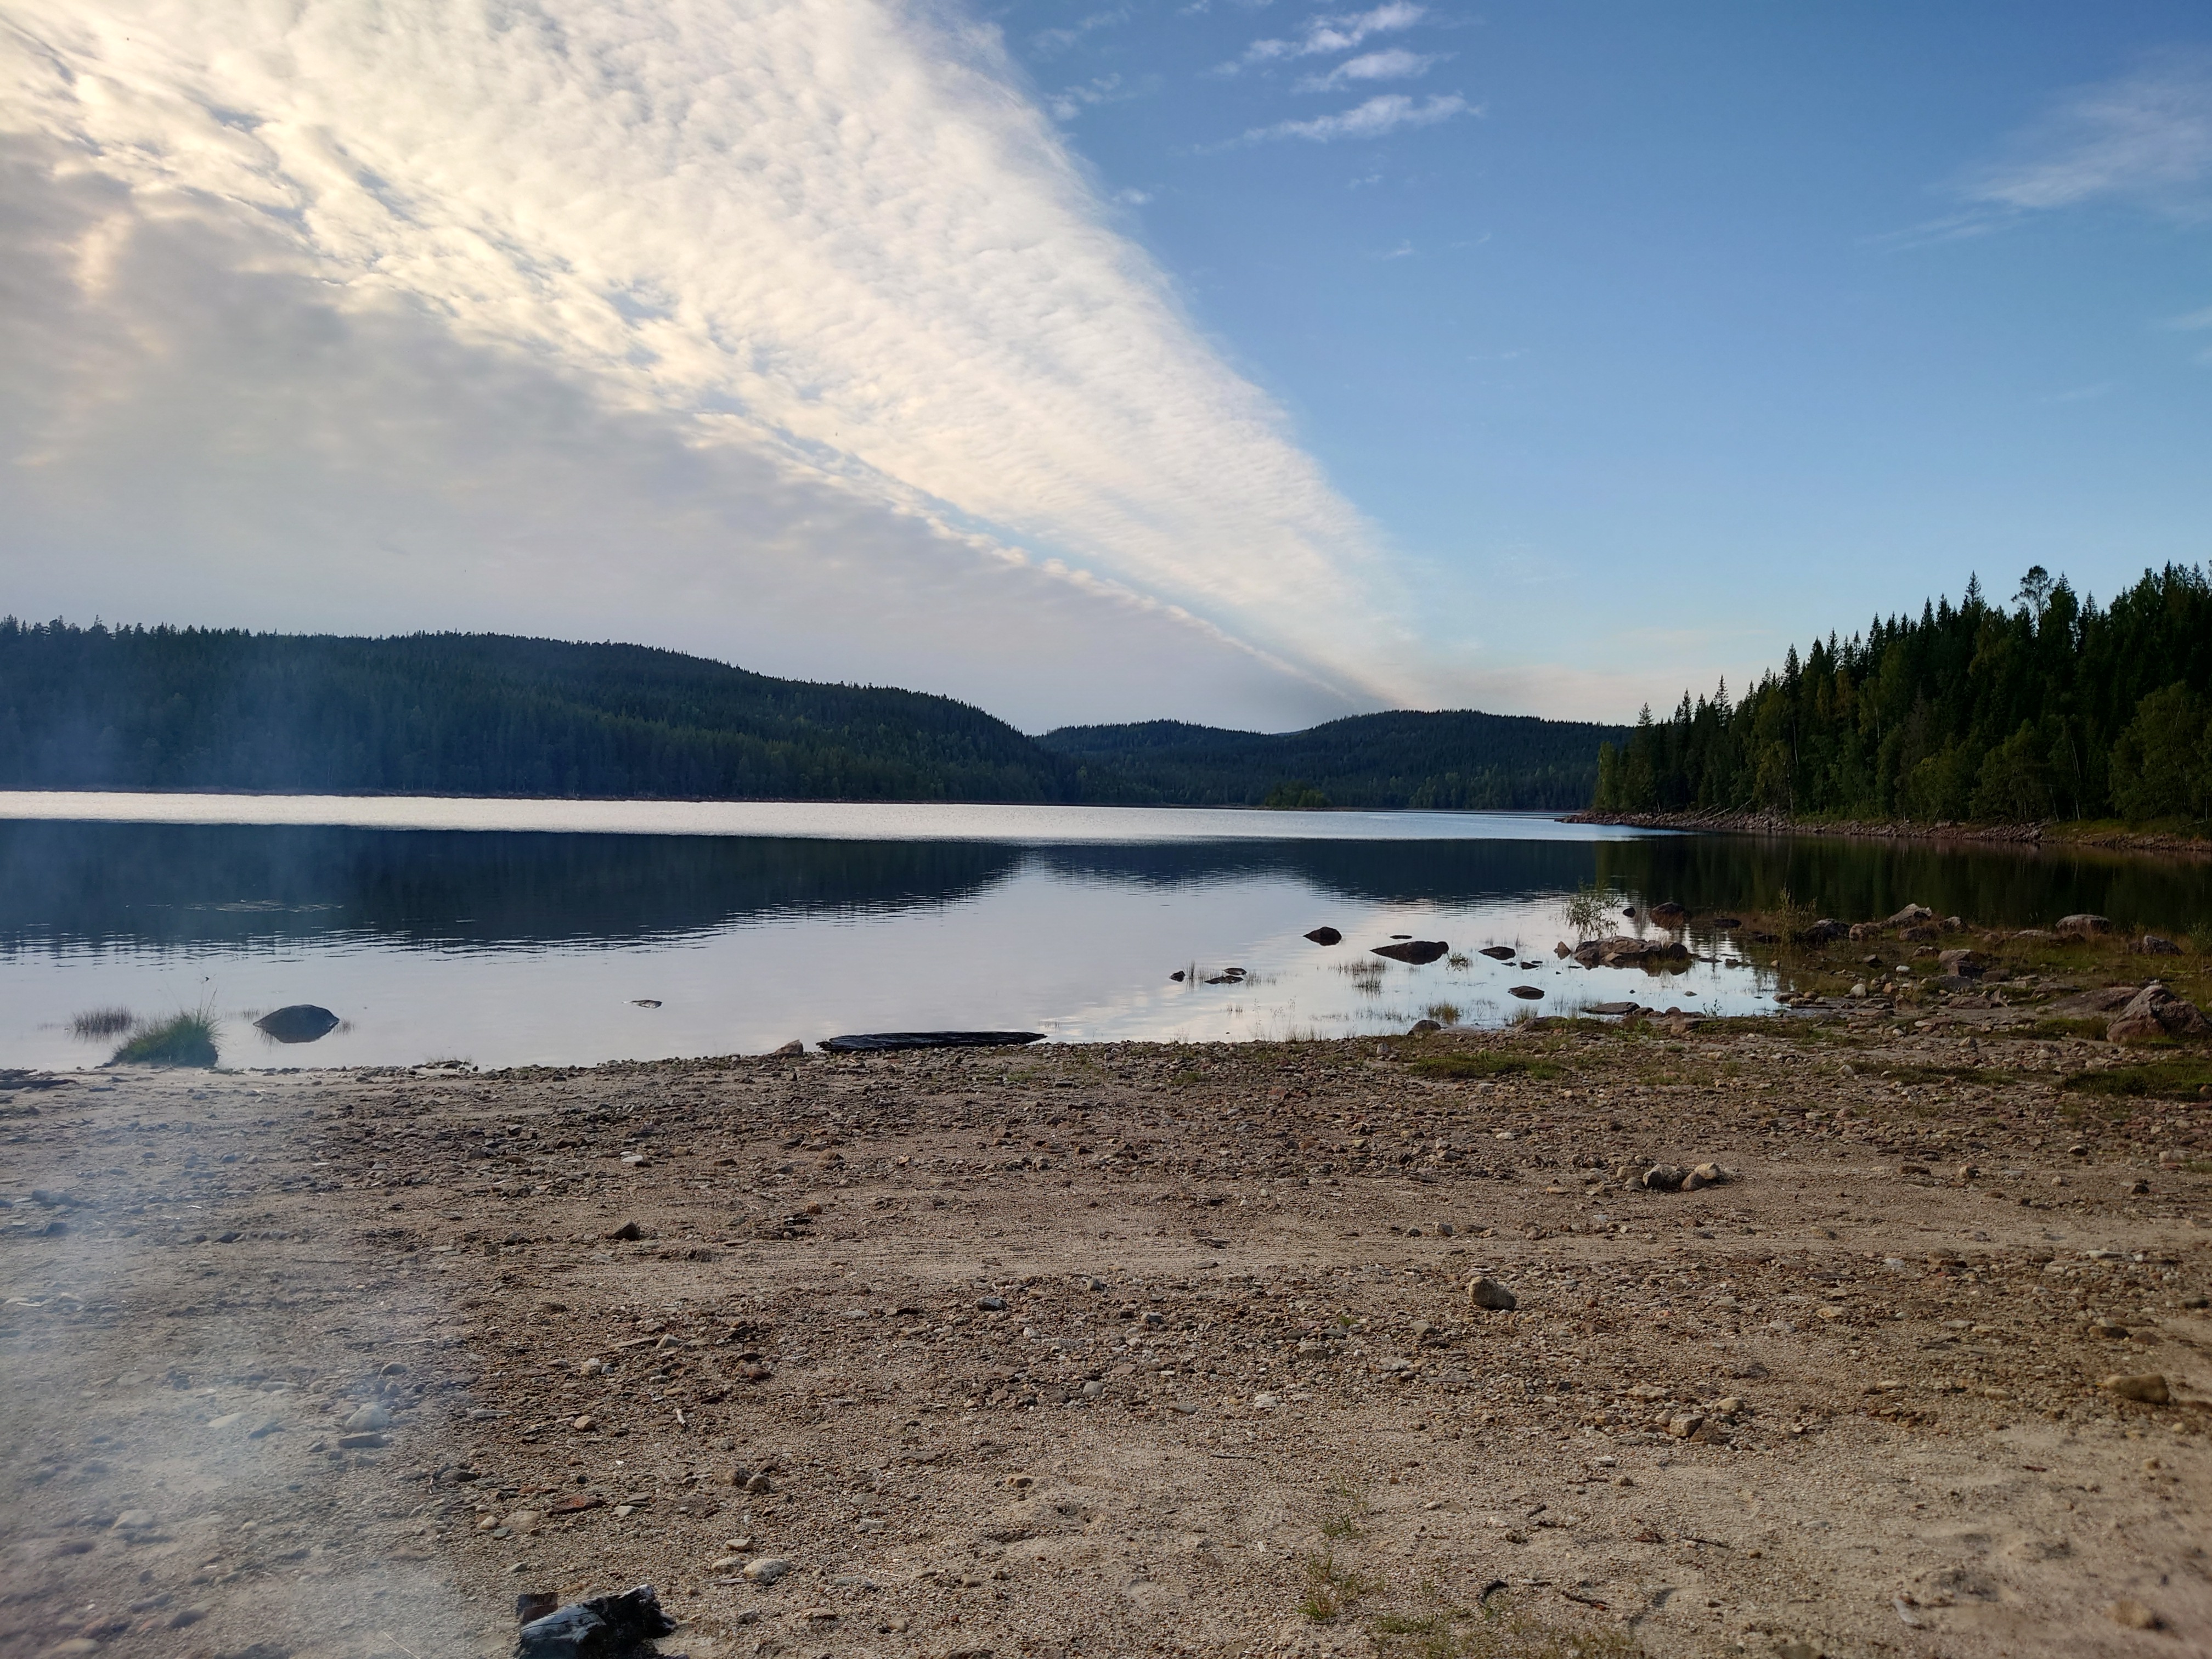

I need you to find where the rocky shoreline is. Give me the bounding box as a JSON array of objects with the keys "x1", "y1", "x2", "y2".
[{"x1": 3, "y1": 994, "x2": 2208, "y2": 1659}]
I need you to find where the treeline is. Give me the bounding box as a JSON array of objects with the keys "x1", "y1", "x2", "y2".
[
  {"x1": 1593, "y1": 564, "x2": 2212, "y2": 825},
  {"x1": 1039, "y1": 710, "x2": 1626, "y2": 810},
  {"x1": 0, "y1": 621, "x2": 1622, "y2": 809},
  {"x1": 0, "y1": 623, "x2": 1080, "y2": 802}
]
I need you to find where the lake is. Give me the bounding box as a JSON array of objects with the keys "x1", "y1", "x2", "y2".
[{"x1": 2, "y1": 794, "x2": 2206, "y2": 1069}]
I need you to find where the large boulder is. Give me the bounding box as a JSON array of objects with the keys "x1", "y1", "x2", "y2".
[
  {"x1": 1304, "y1": 926, "x2": 1342, "y2": 946},
  {"x1": 1800, "y1": 919, "x2": 1848, "y2": 945},
  {"x1": 253, "y1": 1005, "x2": 340, "y2": 1044},
  {"x1": 2108, "y1": 983, "x2": 2211, "y2": 1045},
  {"x1": 2057, "y1": 913, "x2": 2113, "y2": 938},
  {"x1": 1886, "y1": 904, "x2": 1933, "y2": 927},
  {"x1": 1573, "y1": 935, "x2": 1691, "y2": 969},
  {"x1": 1373, "y1": 940, "x2": 1449, "y2": 965},
  {"x1": 1937, "y1": 949, "x2": 1987, "y2": 979}
]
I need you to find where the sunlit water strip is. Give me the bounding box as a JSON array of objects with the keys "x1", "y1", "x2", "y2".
[{"x1": 0, "y1": 793, "x2": 1659, "y2": 844}]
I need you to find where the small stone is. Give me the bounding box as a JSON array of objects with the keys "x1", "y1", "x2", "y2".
[
  {"x1": 1666, "y1": 1413, "x2": 1705, "y2": 1439},
  {"x1": 1641, "y1": 1165, "x2": 1689, "y2": 1192},
  {"x1": 1251, "y1": 1392, "x2": 1279, "y2": 1411},
  {"x1": 606, "y1": 1220, "x2": 645, "y2": 1241},
  {"x1": 1081, "y1": 1380, "x2": 1105, "y2": 1400},
  {"x1": 2107, "y1": 1600, "x2": 2163, "y2": 1630},
  {"x1": 743, "y1": 1472, "x2": 774, "y2": 1493},
  {"x1": 343, "y1": 1403, "x2": 391, "y2": 1432},
  {"x1": 742, "y1": 1558, "x2": 792, "y2": 1584},
  {"x1": 46, "y1": 1642, "x2": 101, "y2": 1657},
  {"x1": 2102, "y1": 1373, "x2": 2170, "y2": 1404},
  {"x1": 1466, "y1": 1278, "x2": 1517, "y2": 1312},
  {"x1": 977, "y1": 1296, "x2": 1007, "y2": 1311},
  {"x1": 506, "y1": 1511, "x2": 542, "y2": 1534},
  {"x1": 710, "y1": 1555, "x2": 745, "y2": 1572},
  {"x1": 111, "y1": 1510, "x2": 156, "y2": 1532}
]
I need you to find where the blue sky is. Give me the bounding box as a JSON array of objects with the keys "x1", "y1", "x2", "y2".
[
  {"x1": 2, "y1": 2, "x2": 2207, "y2": 729},
  {"x1": 1001, "y1": 1, "x2": 2212, "y2": 697}
]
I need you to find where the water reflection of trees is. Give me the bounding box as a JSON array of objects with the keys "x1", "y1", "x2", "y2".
[
  {"x1": 1592, "y1": 837, "x2": 2211, "y2": 932},
  {"x1": 1, "y1": 819, "x2": 2203, "y2": 956}
]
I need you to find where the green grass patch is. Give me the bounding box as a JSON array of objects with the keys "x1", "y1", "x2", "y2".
[
  {"x1": 1299, "y1": 1550, "x2": 1378, "y2": 1622},
  {"x1": 110, "y1": 1009, "x2": 219, "y2": 1068},
  {"x1": 2060, "y1": 1059, "x2": 2212, "y2": 1101},
  {"x1": 2023, "y1": 1017, "x2": 2110, "y2": 1041},
  {"x1": 1408, "y1": 1052, "x2": 1565, "y2": 1082}
]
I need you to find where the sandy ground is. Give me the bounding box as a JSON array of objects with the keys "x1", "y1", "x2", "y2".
[{"x1": 3, "y1": 1009, "x2": 2210, "y2": 1659}]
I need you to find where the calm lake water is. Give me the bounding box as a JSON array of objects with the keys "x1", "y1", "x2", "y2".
[{"x1": 2, "y1": 794, "x2": 2207, "y2": 1069}]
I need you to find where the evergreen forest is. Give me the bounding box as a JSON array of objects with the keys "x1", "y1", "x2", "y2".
[
  {"x1": 0, "y1": 620, "x2": 1621, "y2": 809},
  {"x1": 1592, "y1": 564, "x2": 2212, "y2": 826}
]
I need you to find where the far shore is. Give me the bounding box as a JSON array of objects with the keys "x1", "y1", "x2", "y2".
[{"x1": 1569, "y1": 804, "x2": 2212, "y2": 860}]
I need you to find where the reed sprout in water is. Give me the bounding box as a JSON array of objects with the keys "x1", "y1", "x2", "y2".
[
  {"x1": 70, "y1": 1007, "x2": 136, "y2": 1039},
  {"x1": 110, "y1": 1008, "x2": 220, "y2": 1068}
]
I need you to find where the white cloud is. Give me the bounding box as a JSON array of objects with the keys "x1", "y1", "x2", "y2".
[
  {"x1": 1964, "y1": 48, "x2": 2212, "y2": 217},
  {"x1": 0, "y1": 0, "x2": 1430, "y2": 723},
  {"x1": 1031, "y1": 7, "x2": 1130, "y2": 58},
  {"x1": 1295, "y1": 47, "x2": 1442, "y2": 91},
  {"x1": 1219, "y1": 2, "x2": 1423, "y2": 73},
  {"x1": 1244, "y1": 92, "x2": 1470, "y2": 144}
]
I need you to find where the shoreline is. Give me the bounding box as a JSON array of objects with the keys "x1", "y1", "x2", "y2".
[
  {"x1": 1567, "y1": 805, "x2": 2212, "y2": 859},
  {"x1": 3, "y1": 1019, "x2": 2207, "y2": 1658}
]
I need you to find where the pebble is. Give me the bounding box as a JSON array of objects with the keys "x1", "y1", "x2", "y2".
[
  {"x1": 343, "y1": 1402, "x2": 391, "y2": 1432},
  {"x1": 505, "y1": 1511, "x2": 542, "y2": 1534},
  {"x1": 1466, "y1": 1278, "x2": 1517, "y2": 1312},
  {"x1": 2107, "y1": 1599, "x2": 2163, "y2": 1630},
  {"x1": 742, "y1": 1558, "x2": 792, "y2": 1584},
  {"x1": 2101, "y1": 1373, "x2": 2169, "y2": 1404}
]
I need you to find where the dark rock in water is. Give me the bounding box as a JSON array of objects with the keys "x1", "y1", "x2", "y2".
[
  {"x1": 1478, "y1": 945, "x2": 1515, "y2": 961},
  {"x1": 1304, "y1": 927, "x2": 1343, "y2": 946},
  {"x1": 253, "y1": 1005, "x2": 340, "y2": 1044},
  {"x1": 1169, "y1": 970, "x2": 1187, "y2": 982},
  {"x1": 1585, "y1": 1001, "x2": 1640, "y2": 1016},
  {"x1": 1406, "y1": 1019, "x2": 1443, "y2": 1036},
  {"x1": 817, "y1": 1031, "x2": 1045, "y2": 1053},
  {"x1": 1508, "y1": 985, "x2": 1545, "y2": 1000},
  {"x1": 516, "y1": 1584, "x2": 674, "y2": 1659},
  {"x1": 631, "y1": 999, "x2": 662, "y2": 1008},
  {"x1": 1708, "y1": 916, "x2": 1744, "y2": 929},
  {"x1": 1372, "y1": 940, "x2": 1449, "y2": 966},
  {"x1": 1646, "y1": 901, "x2": 1689, "y2": 928},
  {"x1": 1620, "y1": 906, "x2": 1635, "y2": 918}
]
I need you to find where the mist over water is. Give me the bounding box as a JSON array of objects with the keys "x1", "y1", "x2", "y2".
[{"x1": 2, "y1": 802, "x2": 2205, "y2": 1069}]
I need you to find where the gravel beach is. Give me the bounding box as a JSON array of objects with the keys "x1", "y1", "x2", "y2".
[{"x1": 3, "y1": 996, "x2": 2209, "y2": 1659}]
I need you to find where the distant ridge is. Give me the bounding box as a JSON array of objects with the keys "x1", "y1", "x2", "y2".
[
  {"x1": 1039, "y1": 710, "x2": 1627, "y2": 810},
  {"x1": 0, "y1": 620, "x2": 1623, "y2": 809}
]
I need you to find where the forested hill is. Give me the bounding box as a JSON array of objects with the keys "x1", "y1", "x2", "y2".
[
  {"x1": 1039, "y1": 710, "x2": 1629, "y2": 810},
  {"x1": 0, "y1": 621, "x2": 1626, "y2": 808},
  {"x1": 0, "y1": 623, "x2": 1074, "y2": 801},
  {"x1": 1592, "y1": 563, "x2": 2212, "y2": 825}
]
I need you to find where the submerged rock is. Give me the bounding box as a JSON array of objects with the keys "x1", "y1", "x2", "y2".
[
  {"x1": 1304, "y1": 927, "x2": 1343, "y2": 946},
  {"x1": 1372, "y1": 940, "x2": 1449, "y2": 966},
  {"x1": 253, "y1": 1005, "x2": 340, "y2": 1043}
]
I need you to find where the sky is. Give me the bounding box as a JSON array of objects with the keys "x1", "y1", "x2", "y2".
[{"x1": 1, "y1": 3, "x2": 2208, "y2": 732}]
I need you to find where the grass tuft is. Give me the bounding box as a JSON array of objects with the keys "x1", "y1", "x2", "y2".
[
  {"x1": 1409, "y1": 1051, "x2": 1564, "y2": 1081},
  {"x1": 110, "y1": 1008, "x2": 219, "y2": 1068},
  {"x1": 2061, "y1": 1059, "x2": 2212, "y2": 1101},
  {"x1": 70, "y1": 1007, "x2": 135, "y2": 1040}
]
